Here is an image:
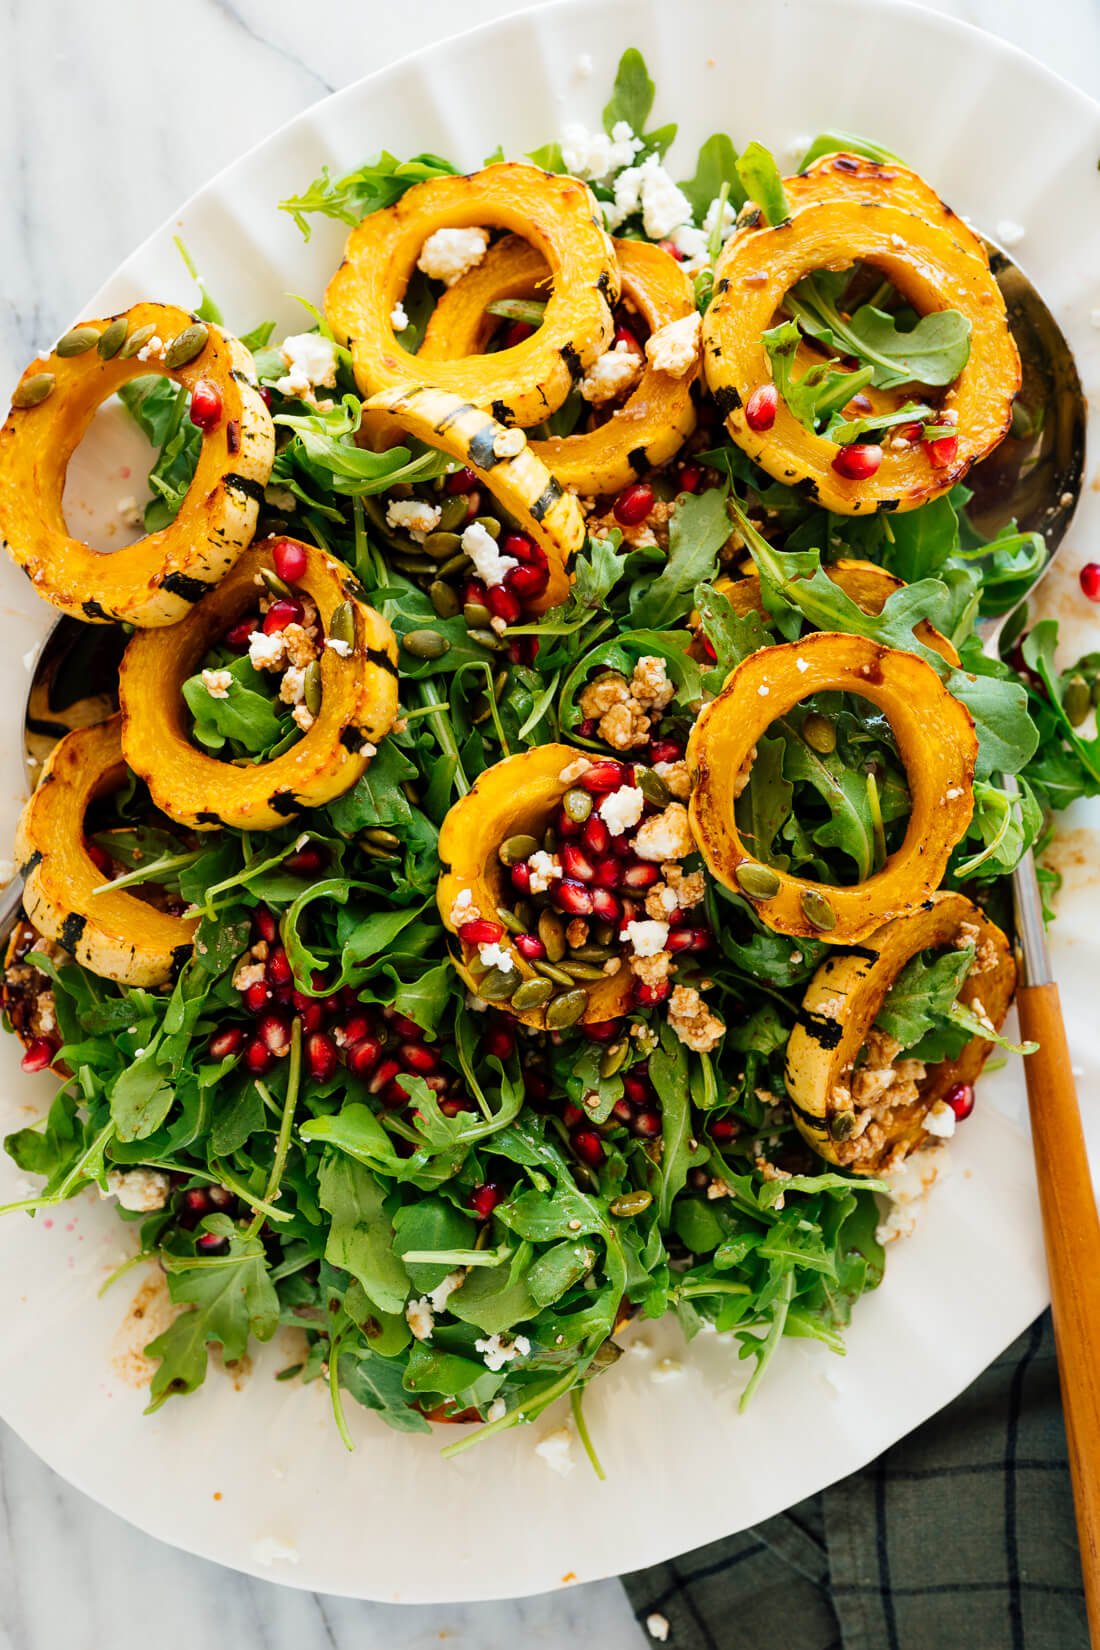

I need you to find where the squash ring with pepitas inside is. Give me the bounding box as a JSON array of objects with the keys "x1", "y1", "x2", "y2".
[
  {"x1": 0, "y1": 303, "x2": 274, "y2": 627},
  {"x1": 419, "y1": 235, "x2": 699, "y2": 495},
  {"x1": 14, "y1": 715, "x2": 197, "y2": 987},
  {"x1": 362, "y1": 383, "x2": 583, "y2": 612},
  {"x1": 693, "y1": 560, "x2": 959, "y2": 666},
  {"x1": 437, "y1": 745, "x2": 634, "y2": 1030},
  {"x1": 119, "y1": 538, "x2": 399, "y2": 831},
  {"x1": 324, "y1": 163, "x2": 620, "y2": 429},
  {"x1": 686, "y1": 631, "x2": 977, "y2": 945},
  {"x1": 783, "y1": 891, "x2": 1015, "y2": 1173},
  {"x1": 702, "y1": 200, "x2": 1020, "y2": 515}
]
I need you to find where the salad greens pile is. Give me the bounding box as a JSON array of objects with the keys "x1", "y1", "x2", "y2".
[{"x1": 3, "y1": 49, "x2": 1095, "y2": 1462}]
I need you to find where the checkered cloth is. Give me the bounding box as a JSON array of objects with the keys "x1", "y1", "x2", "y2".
[{"x1": 623, "y1": 1312, "x2": 1087, "y2": 1649}]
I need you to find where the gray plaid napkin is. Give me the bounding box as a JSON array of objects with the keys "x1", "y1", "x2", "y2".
[{"x1": 623, "y1": 1312, "x2": 1086, "y2": 1649}]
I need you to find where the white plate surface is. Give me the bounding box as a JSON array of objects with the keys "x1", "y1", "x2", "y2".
[{"x1": 0, "y1": 0, "x2": 1098, "y2": 1603}]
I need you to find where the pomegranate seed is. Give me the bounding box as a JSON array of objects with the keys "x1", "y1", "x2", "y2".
[
  {"x1": 505, "y1": 560, "x2": 551, "y2": 600},
  {"x1": 254, "y1": 908, "x2": 278, "y2": 944},
  {"x1": 832, "y1": 443, "x2": 883, "y2": 480},
  {"x1": 381, "y1": 1077, "x2": 412, "y2": 1109},
  {"x1": 509, "y1": 634, "x2": 541, "y2": 666},
  {"x1": 339, "y1": 1014, "x2": 372, "y2": 1046},
  {"x1": 400, "y1": 1041, "x2": 437, "y2": 1074},
  {"x1": 648, "y1": 738, "x2": 684, "y2": 765},
  {"x1": 575, "y1": 717, "x2": 598, "y2": 739},
  {"x1": 484, "y1": 1023, "x2": 516, "y2": 1060},
  {"x1": 225, "y1": 615, "x2": 258, "y2": 649},
  {"x1": 614, "y1": 483, "x2": 655, "y2": 527},
  {"x1": 621, "y1": 861, "x2": 661, "y2": 890},
  {"x1": 243, "y1": 982, "x2": 271, "y2": 1013},
  {"x1": 259, "y1": 386, "x2": 272, "y2": 408},
  {"x1": 698, "y1": 634, "x2": 718, "y2": 664},
  {"x1": 555, "y1": 805, "x2": 582, "y2": 840},
  {"x1": 613, "y1": 321, "x2": 642, "y2": 351},
  {"x1": 339, "y1": 986, "x2": 361, "y2": 1011},
  {"x1": 500, "y1": 319, "x2": 535, "y2": 349},
  {"x1": 266, "y1": 947, "x2": 292, "y2": 987},
  {"x1": 1080, "y1": 563, "x2": 1100, "y2": 602},
  {"x1": 582, "y1": 816, "x2": 610, "y2": 856},
  {"x1": 613, "y1": 1098, "x2": 634, "y2": 1123},
  {"x1": 710, "y1": 1118, "x2": 738, "y2": 1142},
  {"x1": 263, "y1": 597, "x2": 305, "y2": 634},
  {"x1": 632, "y1": 1109, "x2": 662, "y2": 1138},
  {"x1": 284, "y1": 845, "x2": 326, "y2": 876},
  {"x1": 486, "y1": 584, "x2": 521, "y2": 625},
  {"x1": 207, "y1": 1185, "x2": 235, "y2": 1210},
  {"x1": 579, "y1": 760, "x2": 630, "y2": 794},
  {"x1": 515, "y1": 933, "x2": 546, "y2": 961},
  {"x1": 20, "y1": 1037, "x2": 55, "y2": 1074},
  {"x1": 524, "y1": 1069, "x2": 550, "y2": 1104},
  {"x1": 593, "y1": 858, "x2": 621, "y2": 890},
  {"x1": 562, "y1": 1102, "x2": 585, "y2": 1129},
  {"x1": 611, "y1": 835, "x2": 636, "y2": 859},
  {"x1": 745, "y1": 383, "x2": 778, "y2": 432},
  {"x1": 244, "y1": 1039, "x2": 274, "y2": 1075},
  {"x1": 194, "y1": 1232, "x2": 230, "y2": 1257},
  {"x1": 369, "y1": 1057, "x2": 402, "y2": 1095},
  {"x1": 658, "y1": 238, "x2": 685, "y2": 262},
  {"x1": 346, "y1": 1037, "x2": 382, "y2": 1077},
  {"x1": 896, "y1": 421, "x2": 922, "y2": 445},
  {"x1": 946, "y1": 1081, "x2": 975, "y2": 1120},
  {"x1": 678, "y1": 463, "x2": 703, "y2": 494},
  {"x1": 391, "y1": 1013, "x2": 422, "y2": 1038},
  {"x1": 623, "y1": 1074, "x2": 651, "y2": 1105},
  {"x1": 925, "y1": 432, "x2": 959, "y2": 469},
  {"x1": 297, "y1": 1000, "x2": 325, "y2": 1033},
  {"x1": 182, "y1": 1188, "x2": 211, "y2": 1215},
  {"x1": 458, "y1": 918, "x2": 504, "y2": 947},
  {"x1": 502, "y1": 532, "x2": 538, "y2": 564},
  {"x1": 666, "y1": 906, "x2": 687, "y2": 930},
  {"x1": 572, "y1": 1130, "x2": 605, "y2": 1168},
  {"x1": 464, "y1": 490, "x2": 482, "y2": 519},
  {"x1": 553, "y1": 879, "x2": 594, "y2": 916},
  {"x1": 306, "y1": 1032, "x2": 338, "y2": 1082},
  {"x1": 85, "y1": 840, "x2": 113, "y2": 876},
  {"x1": 635, "y1": 978, "x2": 672, "y2": 1006},
  {"x1": 271, "y1": 538, "x2": 308, "y2": 584},
  {"x1": 189, "y1": 379, "x2": 223, "y2": 433},
  {"x1": 208, "y1": 1027, "x2": 244, "y2": 1060},
  {"x1": 258, "y1": 1012, "x2": 292, "y2": 1054},
  {"x1": 582, "y1": 1020, "x2": 619, "y2": 1043},
  {"x1": 510, "y1": 861, "x2": 532, "y2": 894},
  {"x1": 445, "y1": 467, "x2": 479, "y2": 494},
  {"x1": 463, "y1": 577, "x2": 489, "y2": 608},
  {"x1": 590, "y1": 887, "x2": 622, "y2": 923},
  {"x1": 560, "y1": 842, "x2": 596, "y2": 882},
  {"x1": 666, "y1": 926, "x2": 711, "y2": 953},
  {"x1": 469, "y1": 1183, "x2": 504, "y2": 1220}
]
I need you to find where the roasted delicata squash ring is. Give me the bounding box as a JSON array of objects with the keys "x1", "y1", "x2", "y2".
[
  {"x1": 686, "y1": 631, "x2": 978, "y2": 944},
  {"x1": 0, "y1": 303, "x2": 274, "y2": 627},
  {"x1": 783, "y1": 153, "x2": 990, "y2": 266},
  {"x1": 702, "y1": 200, "x2": 1020, "y2": 514},
  {"x1": 119, "y1": 538, "x2": 399, "y2": 831},
  {"x1": 14, "y1": 716, "x2": 197, "y2": 987},
  {"x1": 420, "y1": 235, "x2": 699, "y2": 494},
  {"x1": 784, "y1": 891, "x2": 1015, "y2": 1172},
  {"x1": 695, "y1": 561, "x2": 959, "y2": 665},
  {"x1": 363, "y1": 384, "x2": 583, "y2": 611},
  {"x1": 325, "y1": 163, "x2": 619, "y2": 428},
  {"x1": 437, "y1": 745, "x2": 634, "y2": 1029}
]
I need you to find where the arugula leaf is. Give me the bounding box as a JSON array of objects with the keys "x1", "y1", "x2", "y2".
[
  {"x1": 680, "y1": 133, "x2": 746, "y2": 218},
  {"x1": 181, "y1": 657, "x2": 287, "y2": 757},
  {"x1": 629, "y1": 487, "x2": 731, "y2": 628},
  {"x1": 602, "y1": 47, "x2": 656, "y2": 138},
  {"x1": 786, "y1": 279, "x2": 971, "y2": 388},
  {"x1": 797, "y1": 131, "x2": 902, "y2": 169},
  {"x1": 318, "y1": 1154, "x2": 409, "y2": 1314},
  {"x1": 280, "y1": 151, "x2": 459, "y2": 239},
  {"x1": 736, "y1": 141, "x2": 790, "y2": 226},
  {"x1": 761, "y1": 320, "x2": 873, "y2": 431},
  {"x1": 876, "y1": 946, "x2": 975, "y2": 1050},
  {"x1": 117, "y1": 375, "x2": 201, "y2": 530}
]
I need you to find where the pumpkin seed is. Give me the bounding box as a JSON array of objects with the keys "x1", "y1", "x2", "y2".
[
  {"x1": 559, "y1": 960, "x2": 606, "y2": 982},
  {"x1": 359, "y1": 838, "x2": 400, "y2": 860},
  {"x1": 429, "y1": 580, "x2": 461, "y2": 619},
  {"x1": 361, "y1": 827, "x2": 402, "y2": 850},
  {"x1": 260, "y1": 567, "x2": 294, "y2": 599},
  {"x1": 97, "y1": 317, "x2": 128, "y2": 360},
  {"x1": 598, "y1": 1041, "x2": 629, "y2": 1079},
  {"x1": 561, "y1": 786, "x2": 593, "y2": 824},
  {"x1": 495, "y1": 906, "x2": 527, "y2": 936},
  {"x1": 511, "y1": 977, "x2": 554, "y2": 1012},
  {"x1": 11, "y1": 373, "x2": 55, "y2": 409},
  {"x1": 801, "y1": 889, "x2": 837, "y2": 931},
  {"x1": 438, "y1": 552, "x2": 472, "y2": 578},
  {"x1": 329, "y1": 602, "x2": 355, "y2": 648},
  {"x1": 542, "y1": 826, "x2": 558, "y2": 853},
  {"x1": 735, "y1": 862, "x2": 781, "y2": 900},
  {"x1": 438, "y1": 495, "x2": 470, "y2": 532},
  {"x1": 829, "y1": 1110, "x2": 856, "y2": 1141},
  {"x1": 391, "y1": 555, "x2": 437, "y2": 576},
  {"x1": 592, "y1": 920, "x2": 615, "y2": 947},
  {"x1": 532, "y1": 959, "x2": 574, "y2": 987},
  {"x1": 303, "y1": 660, "x2": 322, "y2": 717},
  {"x1": 119, "y1": 323, "x2": 157, "y2": 359},
  {"x1": 538, "y1": 910, "x2": 567, "y2": 962},
  {"x1": 637, "y1": 767, "x2": 671, "y2": 808},
  {"x1": 545, "y1": 988, "x2": 589, "y2": 1029},
  {"x1": 569, "y1": 943, "x2": 614, "y2": 963},
  {"x1": 610, "y1": 1189, "x2": 653, "y2": 1217},
  {"x1": 402, "y1": 628, "x2": 450, "y2": 660},
  {"x1": 513, "y1": 899, "x2": 534, "y2": 931},
  {"x1": 1063, "y1": 675, "x2": 1091, "y2": 727},
  {"x1": 164, "y1": 322, "x2": 210, "y2": 369},
  {"x1": 477, "y1": 966, "x2": 519, "y2": 1002},
  {"x1": 499, "y1": 833, "x2": 539, "y2": 866},
  {"x1": 473, "y1": 515, "x2": 501, "y2": 539},
  {"x1": 423, "y1": 530, "x2": 462, "y2": 558},
  {"x1": 468, "y1": 627, "x2": 506, "y2": 652},
  {"x1": 802, "y1": 712, "x2": 836, "y2": 754},
  {"x1": 56, "y1": 325, "x2": 100, "y2": 357},
  {"x1": 463, "y1": 601, "x2": 491, "y2": 628}
]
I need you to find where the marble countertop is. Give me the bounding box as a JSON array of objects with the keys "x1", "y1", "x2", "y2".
[{"x1": 0, "y1": 0, "x2": 1097, "y2": 1644}]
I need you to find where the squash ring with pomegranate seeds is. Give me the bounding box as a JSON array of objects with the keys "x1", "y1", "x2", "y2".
[
  {"x1": 702, "y1": 199, "x2": 1020, "y2": 515},
  {"x1": 14, "y1": 715, "x2": 197, "y2": 988},
  {"x1": 119, "y1": 538, "x2": 399, "y2": 832},
  {"x1": 437, "y1": 745, "x2": 635, "y2": 1030},
  {"x1": 420, "y1": 235, "x2": 699, "y2": 495},
  {"x1": 783, "y1": 891, "x2": 1015, "y2": 1173},
  {"x1": 686, "y1": 631, "x2": 978, "y2": 945},
  {"x1": 362, "y1": 384, "x2": 583, "y2": 612},
  {"x1": 0, "y1": 303, "x2": 274, "y2": 627},
  {"x1": 324, "y1": 163, "x2": 619, "y2": 429}
]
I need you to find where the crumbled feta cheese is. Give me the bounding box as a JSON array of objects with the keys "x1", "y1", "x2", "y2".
[
  {"x1": 795, "y1": 657, "x2": 809, "y2": 673},
  {"x1": 559, "y1": 757, "x2": 591, "y2": 785},
  {"x1": 527, "y1": 850, "x2": 562, "y2": 894},
  {"x1": 875, "y1": 1148, "x2": 945, "y2": 1244},
  {"x1": 104, "y1": 1168, "x2": 171, "y2": 1213},
  {"x1": 622, "y1": 918, "x2": 670, "y2": 957},
  {"x1": 263, "y1": 484, "x2": 297, "y2": 512},
  {"x1": 757, "y1": 684, "x2": 770, "y2": 697},
  {"x1": 645, "y1": 311, "x2": 701, "y2": 377},
  {"x1": 923, "y1": 1100, "x2": 957, "y2": 1139},
  {"x1": 117, "y1": 494, "x2": 143, "y2": 529},
  {"x1": 633, "y1": 802, "x2": 693, "y2": 862},
  {"x1": 461, "y1": 520, "x2": 519, "y2": 587},
  {"x1": 560, "y1": 120, "x2": 642, "y2": 183},
  {"x1": 605, "y1": 154, "x2": 693, "y2": 238},
  {"x1": 136, "y1": 335, "x2": 165, "y2": 363},
  {"x1": 200, "y1": 668, "x2": 232, "y2": 699},
  {"x1": 475, "y1": 1332, "x2": 531, "y2": 1372},
  {"x1": 449, "y1": 889, "x2": 479, "y2": 926},
  {"x1": 579, "y1": 340, "x2": 644, "y2": 405},
  {"x1": 428, "y1": 1271, "x2": 465, "y2": 1313},
  {"x1": 599, "y1": 785, "x2": 645, "y2": 837},
  {"x1": 385, "y1": 498, "x2": 441, "y2": 540},
  {"x1": 406, "y1": 1297, "x2": 435, "y2": 1340},
  {"x1": 668, "y1": 984, "x2": 726, "y2": 1053},
  {"x1": 534, "y1": 1426, "x2": 576, "y2": 1475},
  {"x1": 251, "y1": 1536, "x2": 301, "y2": 1568},
  {"x1": 646, "y1": 1613, "x2": 671, "y2": 1642},
  {"x1": 670, "y1": 194, "x2": 737, "y2": 268},
  {"x1": 291, "y1": 704, "x2": 315, "y2": 733},
  {"x1": 651, "y1": 1357, "x2": 683, "y2": 1382},
  {"x1": 325, "y1": 637, "x2": 352, "y2": 658},
  {"x1": 280, "y1": 665, "x2": 307, "y2": 705},
  {"x1": 493, "y1": 427, "x2": 526, "y2": 459},
  {"x1": 478, "y1": 940, "x2": 515, "y2": 973},
  {"x1": 248, "y1": 630, "x2": 286, "y2": 671},
  {"x1": 996, "y1": 219, "x2": 1026, "y2": 247},
  {"x1": 417, "y1": 226, "x2": 490, "y2": 287},
  {"x1": 274, "y1": 332, "x2": 338, "y2": 399},
  {"x1": 390, "y1": 300, "x2": 409, "y2": 332}
]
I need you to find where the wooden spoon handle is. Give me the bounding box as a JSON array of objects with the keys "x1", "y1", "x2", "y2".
[{"x1": 1018, "y1": 981, "x2": 1100, "y2": 1640}]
